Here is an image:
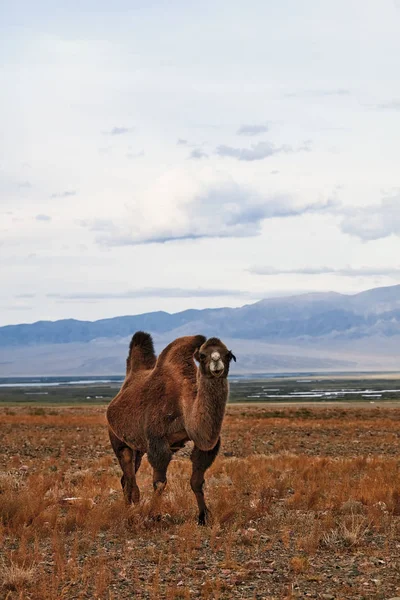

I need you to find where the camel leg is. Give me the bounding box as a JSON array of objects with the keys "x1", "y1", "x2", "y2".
[
  {"x1": 147, "y1": 436, "x2": 172, "y2": 493},
  {"x1": 190, "y1": 438, "x2": 221, "y2": 526},
  {"x1": 146, "y1": 436, "x2": 172, "y2": 518},
  {"x1": 108, "y1": 427, "x2": 141, "y2": 504}
]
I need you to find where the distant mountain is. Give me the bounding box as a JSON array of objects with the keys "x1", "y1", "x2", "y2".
[
  {"x1": 1, "y1": 284, "x2": 400, "y2": 375},
  {"x1": 3, "y1": 285, "x2": 400, "y2": 346},
  {"x1": 0, "y1": 309, "x2": 224, "y2": 347}
]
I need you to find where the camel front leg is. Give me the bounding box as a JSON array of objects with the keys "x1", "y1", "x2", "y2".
[{"x1": 190, "y1": 438, "x2": 221, "y2": 525}]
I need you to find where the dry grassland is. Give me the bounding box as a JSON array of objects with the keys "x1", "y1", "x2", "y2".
[{"x1": 1, "y1": 404, "x2": 400, "y2": 599}]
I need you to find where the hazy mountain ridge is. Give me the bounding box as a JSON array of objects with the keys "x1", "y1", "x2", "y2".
[
  {"x1": 1, "y1": 285, "x2": 399, "y2": 375},
  {"x1": 2, "y1": 285, "x2": 400, "y2": 347},
  {"x1": 0, "y1": 309, "x2": 225, "y2": 347}
]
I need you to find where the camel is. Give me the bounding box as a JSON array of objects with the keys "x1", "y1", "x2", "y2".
[{"x1": 106, "y1": 331, "x2": 236, "y2": 525}]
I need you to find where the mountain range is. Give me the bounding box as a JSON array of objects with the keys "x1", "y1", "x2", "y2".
[{"x1": 1, "y1": 284, "x2": 400, "y2": 376}]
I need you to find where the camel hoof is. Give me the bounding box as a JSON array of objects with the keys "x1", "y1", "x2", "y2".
[
  {"x1": 198, "y1": 509, "x2": 212, "y2": 526},
  {"x1": 123, "y1": 494, "x2": 133, "y2": 505}
]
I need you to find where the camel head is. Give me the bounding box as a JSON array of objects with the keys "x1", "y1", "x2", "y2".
[{"x1": 194, "y1": 337, "x2": 236, "y2": 379}]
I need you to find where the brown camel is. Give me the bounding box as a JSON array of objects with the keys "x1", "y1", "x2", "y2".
[{"x1": 106, "y1": 331, "x2": 236, "y2": 525}]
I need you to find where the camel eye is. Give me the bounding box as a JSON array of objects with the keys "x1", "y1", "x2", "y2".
[{"x1": 199, "y1": 352, "x2": 206, "y2": 361}]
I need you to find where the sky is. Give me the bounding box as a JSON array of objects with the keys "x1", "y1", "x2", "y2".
[{"x1": 1, "y1": 0, "x2": 400, "y2": 325}]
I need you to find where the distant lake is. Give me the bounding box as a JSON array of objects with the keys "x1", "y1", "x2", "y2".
[
  {"x1": 2, "y1": 373, "x2": 400, "y2": 403},
  {"x1": 0, "y1": 373, "x2": 304, "y2": 388},
  {"x1": 0, "y1": 376, "x2": 124, "y2": 388}
]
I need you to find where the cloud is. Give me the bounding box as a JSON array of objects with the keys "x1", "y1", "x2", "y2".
[
  {"x1": 104, "y1": 126, "x2": 133, "y2": 135},
  {"x1": 78, "y1": 218, "x2": 117, "y2": 233},
  {"x1": 15, "y1": 293, "x2": 36, "y2": 299},
  {"x1": 126, "y1": 150, "x2": 144, "y2": 159},
  {"x1": 189, "y1": 148, "x2": 208, "y2": 159},
  {"x1": 36, "y1": 214, "x2": 52, "y2": 222},
  {"x1": 250, "y1": 265, "x2": 400, "y2": 277},
  {"x1": 51, "y1": 190, "x2": 77, "y2": 199},
  {"x1": 18, "y1": 181, "x2": 32, "y2": 189},
  {"x1": 339, "y1": 196, "x2": 400, "y2": 241},
  {"x1": 177, "y1": 139, "x2": 188, "y2": 145},
  {"x1": 216, "y1": 141, "x2": 292, "y2": 161},
  {"x1": 373, "y1": 100, "x2": 400, "y2": 111},
  {"x1": 81, "y1": 170, "x2": 338, "y2": 246},
  {"x1": 237, "y1": 124, "x2": 268, "y2": 136},
  {"x1": 47, "y1": 287, "x2": 253, "y2": 302},
  {"x1": 285, "y1": 89, "x2": 350, "y2": 98},
  {"x1": 2, "y1": 305, "x2": 32, "y2": 311}
]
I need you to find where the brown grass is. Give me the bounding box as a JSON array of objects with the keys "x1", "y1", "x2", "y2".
[
  {"x1": 0, "y1": 561, "x2": 36, "y2": 592},
  {"x1": 1, "y1": 404, "x2": 400, "y2": 599}
]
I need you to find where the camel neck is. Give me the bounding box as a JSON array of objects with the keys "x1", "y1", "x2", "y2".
[{"x1": 185, "y1": 375, "x2": 228, "y2": 452}]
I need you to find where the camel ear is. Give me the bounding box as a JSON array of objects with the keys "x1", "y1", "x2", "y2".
[
  {"x1": 227, "y1": 350, "x2": 236, "y2": 362},
  {"x1": 193, "y1": 348, "x2": 200, "y2": 363}
]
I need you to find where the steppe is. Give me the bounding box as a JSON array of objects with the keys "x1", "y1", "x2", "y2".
[{"x1": 2, "y1": 379, "x2": 400, "y2": 599}]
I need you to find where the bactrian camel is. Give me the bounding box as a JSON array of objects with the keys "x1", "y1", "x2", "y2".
[{"x1": 106, "y1": 332, "x2": 236, "y2": 525}]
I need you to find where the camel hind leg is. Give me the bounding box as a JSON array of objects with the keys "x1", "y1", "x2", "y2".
[
  {"x1": 190, "y1": 438, "x2": 221, "y2": 525},
  {"x1": 108, "y1": 427, "x2": 141, "y2": 504},
  {"x1": 146, "y1": 436, "x2": 172, "y2": 517},
  {"x1": 147, "y1": 436, "x2": 172, "y2": 493}
]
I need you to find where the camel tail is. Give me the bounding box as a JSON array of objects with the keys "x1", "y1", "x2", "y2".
[{"x1": 126, "y1": 331, "x2": 157, "y2": 375}]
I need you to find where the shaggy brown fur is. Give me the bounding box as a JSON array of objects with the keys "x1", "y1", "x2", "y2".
[
  {"x1": 106, "y1": 332, "x2": 236, "y2": 524},
  {"x1": 126, "y1": 331, "x2": 157, "y2": 374}
]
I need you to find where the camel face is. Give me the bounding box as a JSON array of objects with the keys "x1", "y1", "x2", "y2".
[{"x1": 195, "y1": 338, "x2": 236, "y2": 379}]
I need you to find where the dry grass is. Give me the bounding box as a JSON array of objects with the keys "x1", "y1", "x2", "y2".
[
  {"x1": 1, "y1": 404, "x2": 400, "y2": 599},
  {"x1": 0, "y1": 561, "x2": 36, "y2": 592}
]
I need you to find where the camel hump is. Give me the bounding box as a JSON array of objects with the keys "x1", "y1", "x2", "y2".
[
  {"x1": 156, "y1": 335, "x2": 206, "y2": 379},
  {"x1": 126, "y1": 331, "x2": 157, "y2": 374}
]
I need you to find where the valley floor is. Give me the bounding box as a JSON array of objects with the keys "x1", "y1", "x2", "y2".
[{"x1": 1, "y1": 404, "x2": 400, "y2": 599}]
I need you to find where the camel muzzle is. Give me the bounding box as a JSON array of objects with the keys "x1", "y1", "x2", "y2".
[{"x1": 210, "y1": 358, "x2": 225, "y2": 377}]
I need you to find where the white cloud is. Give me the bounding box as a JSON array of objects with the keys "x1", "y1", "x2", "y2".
[
  {"x1": 373, "y1": 100, "x2": 400, "y2": 111},
  {"x1": 216, "y1": 141, "x2": 292, "y2": 161},
  {"x1": 51, "y1": 191, "x2": 77, "y2": 199},
  {"x1": 340, "y1": 196, "x2": 400, "y2": 241},
  {"x1": 285, "y1": 89, "x2": 350, "y2": 98},
  {"x1": 237, "y1": 124, "x2": 269, "y2": 136},
  {"x1": 47, "y1": 287, "x2": 255, "y2": 302},
  {"x1": 80, "y1": 168, "x2": 336, "y2": 246},
  {"x1": 104, "y1": 126, "x2": 134, "y2": 135},
  {"x1": 251, "y1": 265, "x2": 400, "y2": 277},
  {"x1": 189, "y1": 148, "x2": 208, "y2": 159}
]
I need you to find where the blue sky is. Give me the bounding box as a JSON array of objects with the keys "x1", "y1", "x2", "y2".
[{"x1": 1, "y1": 1, "x2": 400, "y2": 324}]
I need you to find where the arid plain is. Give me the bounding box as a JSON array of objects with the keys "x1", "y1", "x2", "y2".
[{"x1": 2, "y1": 381, "x2": 400, "y2": 599}]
